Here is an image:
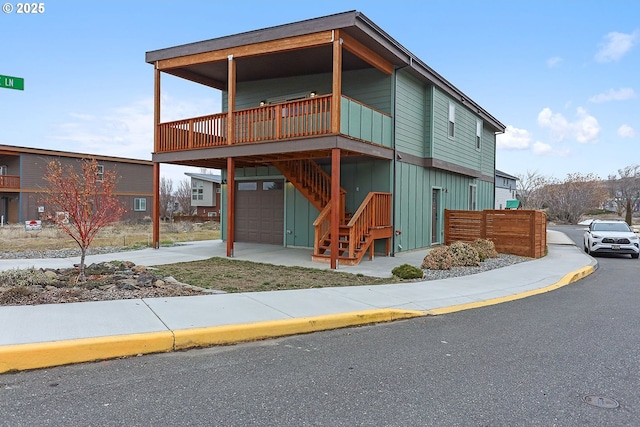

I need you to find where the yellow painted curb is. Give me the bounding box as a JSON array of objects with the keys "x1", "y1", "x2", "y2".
[
  {"x1": 0, "y1": 331, "x2": 174, "y2": 374},
  {"x1": 173, "y1": 309, "x2": 425, "y2": 350},
  {"x1": 426, "y1": 266, "x2": 596, "y2": 316}
]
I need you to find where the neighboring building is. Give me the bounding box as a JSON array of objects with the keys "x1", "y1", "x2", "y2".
[
  {"x1": 495, "y1": 170, "x2": 519, "y2": 209},
  {"x1": 185, "y1": 172, "x2": 222, "y2": 218},
  {"x1": 0, "y1": 144, "x2": 153, "y2": 224},
  {"x1": 146, "y1": 11, "x2": 505, "y2": 267}
]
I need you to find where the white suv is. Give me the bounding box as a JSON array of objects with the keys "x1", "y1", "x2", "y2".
[{"x1": 583, "y1": 220, "x2": 640, "y2": 259}]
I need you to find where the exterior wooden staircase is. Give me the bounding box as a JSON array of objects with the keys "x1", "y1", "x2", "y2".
[{"x1": 273, "y1": 160, "x2": 392, "y2": 266}]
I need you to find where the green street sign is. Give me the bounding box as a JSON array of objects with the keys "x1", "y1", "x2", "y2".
[{"x1": 0, "y1": 75, "x2": 24, "y2": 91}]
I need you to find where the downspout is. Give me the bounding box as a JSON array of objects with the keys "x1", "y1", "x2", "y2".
[{"x1": 392, "y1": 59, "x2": 411, "y2": 255}]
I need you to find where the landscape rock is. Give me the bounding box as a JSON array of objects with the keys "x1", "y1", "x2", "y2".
[{"x1": 0, "y1": 259, "x2": 207, "y2": 306}]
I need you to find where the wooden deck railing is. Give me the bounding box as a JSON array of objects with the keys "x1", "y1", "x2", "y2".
[
  {"x1": 158, "y1": 113, "x2": 227, "y2": 152},
  {"x1": 235, "y1": 95, "x2": 331, "y2": 143},
  {"x1": 313, "y1": 202, "x2": 333, "y2": 256},
  {"x1": 345, "y1": 192, "x2": 392, "y2": 259},
  {"x1": 0, "y1": 175, "x2": 19, "y2": 189},
  {"x1": 313, "y1": 192, "x2": 392, "y2": 262},
  {"x1": 157, "y1": 95, "x2": 332, "y2": 152}
]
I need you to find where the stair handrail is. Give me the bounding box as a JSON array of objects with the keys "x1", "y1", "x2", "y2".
[
  {"x1": 345, "y1": 192, "x2": 392, "y2": 259},
  {"x1": 313, "y1": 202, "x2": 332, "y2": 255}
]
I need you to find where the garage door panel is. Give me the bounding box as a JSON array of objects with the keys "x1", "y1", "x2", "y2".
[{"x1": 235, "y1": 179, "x2": 284, "y2": 245}]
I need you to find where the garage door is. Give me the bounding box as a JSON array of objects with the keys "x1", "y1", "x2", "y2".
[{"x1": 235, "y1": 180, "x2": 284, "y2": 244}]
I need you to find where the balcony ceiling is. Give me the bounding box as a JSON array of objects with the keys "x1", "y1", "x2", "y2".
[{"x1": 165, "y1": 44, "x2": 374, "y2": 88}]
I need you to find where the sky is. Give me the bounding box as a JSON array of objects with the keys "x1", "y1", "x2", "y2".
[{"x1": 1, "y1": 0, "x2": 639, "y2": 186}]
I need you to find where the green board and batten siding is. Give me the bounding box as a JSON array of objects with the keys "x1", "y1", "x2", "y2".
[
  {"x1": 394, "y1": 72, "x2": 427, "y2": 157},
  {"x1": 392, "y1": 69, "x2": 495, "y2": 252}
]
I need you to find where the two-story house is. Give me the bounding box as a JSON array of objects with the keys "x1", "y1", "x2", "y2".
[
  {"x1": 146, "y1": 11, "x2": 505, "y2": 268},
  {"x1": 495, "y1": 170, "x2": 519, "y2": 209},
  {"x1": 0, "y1": 144, "x2": 153, "y2": 224},
  {"x1": 185, "y1": 172, "x2": 222, "y2": 218}
]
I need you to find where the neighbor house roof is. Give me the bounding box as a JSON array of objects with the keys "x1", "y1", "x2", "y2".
[
  {"x1": 0, "y1": 144, "x2": 153, "y2": 165},
  {"x1": 495, "y1": 170, "x2": 519, "y2": 181},
  {"x1": 185, "y1": 172, "x2": 222, "y2": 183},
  {"x1": 146, "y1": 10, "x2": 505, "y2": 133}
]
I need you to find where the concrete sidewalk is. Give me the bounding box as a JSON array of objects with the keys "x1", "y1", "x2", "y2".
[{"x1": 0, "y1": 230, "x2": 596, "y2": 373}]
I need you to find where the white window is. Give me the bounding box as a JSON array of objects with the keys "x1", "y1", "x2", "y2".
[
  {"x1": 192, "y1": 188, "x2": 204, "y2": 201},
  {"x1": 448, "y1": 102, "x2": 456, "y2": 138},
  {"x1": 476, "y1": 120, "x2": 482, "y2": 150},
  {"x1": 469, "y1": 185, "x2": 477, "y2": 210},
  {"x1": 96, "y1": 164, "x2": 104, "y2": 182},
  {"x1": 134, "y1": 198, "x2": 147, "y2": 211}
]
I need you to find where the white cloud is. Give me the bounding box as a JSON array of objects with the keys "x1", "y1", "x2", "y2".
[
  {"x1": 546, "y1": 57, "x2": 562, "y2": 68},
  {"x1": 589, "y1": 87, "x2": 637, "y2": 103},
  {"x1": 574, "y1": 107, "x2": 600, "y2": 143},
  {"x1": 537, "y1": 108, "x2": 570, "y2": 141},
  {"x1": 618, "y1": 124, "x2": 636, "y2": 138},
  {"x1": 531, "y1": 141, "x2": 570, "y2": 157},
  {"x1": 537, "y1": 107, "x2": 600, "y2": 143},
  {"x1": 52, "y1": 95, "x2": 218, "y2": 161},
  {"x1": 595, "y1": 30, "x2": 639, "y2": 63},
  {"x1": 497, "y1": 125, "x2": 532, "y2": 150},
  {"x1": 532, "y1": 141, "x2": 552, "y2": 154}
]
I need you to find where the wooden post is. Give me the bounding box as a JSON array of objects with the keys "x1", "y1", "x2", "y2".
[
  {"x1": 226, "y1": 157, "x2": 235, "y2": 257},
  {"x1": 225, "y1": 54, "x2": 237, "y2": 257},
  {"x1": 227, "y1": 54, "x2": 236, "y2": 145},
  {"x1": 331, "y1": 31, "x2": 342, "y2": 134},
  {"x1": 152, "y1": 65, "x2": 161, "y2": 249},
  {"x1": 330, "y1": 148, "x2": 340, "y2": 269},
  {"x1": 152, "y1": 162, "x2": 160, "y2": 249}
]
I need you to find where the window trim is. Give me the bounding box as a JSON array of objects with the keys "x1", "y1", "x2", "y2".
[
  {"x1": 469, "y1": 184, "x2": 477, "y2": 211},
  {"x1": 448, "y1": 102, "x2": 456, "y2": 139},
  {"x1": 96, "y1": 164, "x2": 104, "y2": 182},
  {"x1": 134, "y1": 197, "x2": 147, "y2": 212},
  {"x1": 476, "y1": 120, "x2": 482, "y2": 150}
]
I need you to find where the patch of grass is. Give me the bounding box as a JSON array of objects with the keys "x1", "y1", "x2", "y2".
[{"x1": 153, "y1": 257, "x2": 404, "y2": 293}]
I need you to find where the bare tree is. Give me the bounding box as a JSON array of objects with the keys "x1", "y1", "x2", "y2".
[
  {"x1": 42, "y1": 159, "x2": 126, "y2": 281},
  {"x1": 175, "y1": 178, "x2": 193, "y2": 215},
  {"x1": 516, "y1": 170, "x2": 550, "y2": 209},
  {"x1": 159, "y1": 177, "x2": 173, "y2": 220},
  {"x1": 607, "y1": 165, "x2": 640, "y2": 222},
  {"x1": 541, "y1": 173, "x2": 608, "y2": 224}
]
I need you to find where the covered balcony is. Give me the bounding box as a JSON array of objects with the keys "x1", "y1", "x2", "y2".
[
  {"x1": 0, "y1": 175, "x2": 19, "y2": 189},
  {"x1": 155, "y1": 94, "x2": 392, "y2": 155}
]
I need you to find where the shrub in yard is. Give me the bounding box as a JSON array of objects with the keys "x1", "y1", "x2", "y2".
[
  {"x1": 0, "y1": 286, "x2": 34, "y2": 305},
  {"x1": 470, "y1": 238, "x2": 499, "y2": 261},
  {"x1": 421, "y1": 246, "x2": 453, "y2": 270},
  {"x1": 449, "y1": 241, "x2": 481, "y2": 267},
  {"x1": 0, "y1": 269, "x2": 55, "y2": 287},
  {"x1": 391, "y1": 264, "x2": 424, "y2": 280}
]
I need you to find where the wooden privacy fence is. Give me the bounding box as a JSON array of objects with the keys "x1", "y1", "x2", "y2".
[{"x1": 444, "y1": 209, "x2": 547, "y2": 258}]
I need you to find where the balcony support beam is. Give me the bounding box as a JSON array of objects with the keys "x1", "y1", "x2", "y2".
[
  {"x1": 152, "y1": 162, "x2": 160, "y2": 249},
  {"x1": 340, "y1": 32, "x2": 393, "y2": 75},
  {"x1": 226, "y1": 157, "x2": 235, "y2": 258},
  {"x1": 330, "y1": 147, "x2": 341, "y2": 269},
  {"x1": 157, "y1": 31, "x2": 334, "y2": 70},
  {"x1": 227, "y1": 55, "x2": 236, "y2": 145},
  {"x1": 331, "y1": 32, "x2": 342, "y2": 134},
  {"x1": 152, "y1": 65, "x2": 161, "y2": 249}
]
